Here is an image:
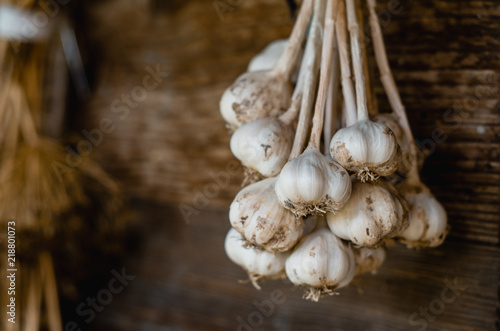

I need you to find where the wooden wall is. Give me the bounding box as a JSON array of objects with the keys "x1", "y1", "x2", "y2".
[{"x1": 68, "y1": 0, "x2": 500, "y2": 330}]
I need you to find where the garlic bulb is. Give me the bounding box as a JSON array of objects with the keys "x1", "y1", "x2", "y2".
[
  {"x1": 275, "y1": 147, "x2": 352, "y2": 217},
  {"x1": 229, "y1": 79, "x2": 303, "y2": 184},
  {"x1": 397, "y1": 182, "x2": 448, "y2": 248},
  {"x1": 374, "y1": 113, "x2": 426, "y2": 181},
  {"x1": 225, "y1": 228, "x2": 288, "y2": 289},
  {"x1": 248, "y1": 39, "x2": 288, "y2": 72},
  {"x1": 354, "y1": 246, "x2": 386, "y2": 275},
  {"x1": 220, "y1": 71, "x2": 292, "y2": 128},
  {"x1": 219, "y1": 0, "x2": 313, "y2": 129},
  {"x1": 248, "y1": 39, "x2": 301, "y2": 83},
  {"x1": 330, "y1": 119, "x2": 401, "y2": 181},
  {"x1": 285, "y1": 225, "x2": 356, "y2": 301},
  {"x1": 329, "y1": 0, "x2": 400, "y2": 182},
  {"x1": 327, "y1": 180, "x2": 408, "y2": 247},
  {"x1": 230, "y1": 117, "x2": 294, "y2": 181},
  {"x1": 374, "y1": 113, "x2": 410, "y2": 174},
  {"x1": 229, "y1": 177, "x2": 304, "y2": 252}
]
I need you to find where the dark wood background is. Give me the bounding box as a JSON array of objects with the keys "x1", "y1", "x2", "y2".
[{"x1": 64, "y1": 0, "x2": 500, "y2": 330}]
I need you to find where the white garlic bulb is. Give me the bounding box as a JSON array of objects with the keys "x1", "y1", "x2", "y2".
[
  {"x1": 225, "y1": 228, "x2": 288, "y2": 289},
  {"x1": 275, "y1": 147, "x2": 352, "y2": 217},
  {"x1": 285, "y1": 226, "x2": 356, "y2": 301},
  {"x1": 327, "y1": 180, "x2": 408, "y2": 247},
  {"x1": 397, "y1": 182, "x2": 448, "y2": 248},
  {"x1": 248, "y1": 39, "x2": 288, "y2": 72},
  {"x1": 330, "y1": 119, "x2": 401, "y2": 181},
  {"x1": 229, "y1": 177, "x2": 304, "y2": 252},
  {"x1": 220, "y1": 70, "x2": 292, "y2": 129},
  {"x1": 374, "y1": 113, "x2": 410, "y2": 174},
  {"x1": 220, "y1": 0, "x2": 313, "y2": 129},
  {"x1": 230, "y1": 116, "x2": 294, "y2": 181},
  {"x1": 353, "y1": 247, "x2": 386, "y2": 275}
]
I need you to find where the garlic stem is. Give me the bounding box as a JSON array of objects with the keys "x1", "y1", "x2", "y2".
[
  {"x1": 356, "y1": 0, "x2": 378, "y2": 116},
  {"x1": 309, "y1": 0, "x2": 338, "y2": 150},
  {"x1": 279, "y1": 92, "x2": 303, "y2": 125},
  {"x1": 323, "y1": 46, "x2": 340, "y2": 155},
  {"x1": 279, "y1": 58, "x2": 307, "y2": 125},
  {"x1": 289, "y1": 0, "x2": 326, "y2": 159},
  {"x1": 346, "y1": 0, "x2": 369, "y2": 121},
  {"x1": 323, "y1": 74, "x2": 334, "y2": 154},
  {"x1": 367, "y1": 0, "x2": 420, "y2": 184},
  {"x1": 336, "y1": 0, "x2": 357, "y2": 126},
  {"x1": 274, "y1": 0, "x2": 314, "y2": 80}
]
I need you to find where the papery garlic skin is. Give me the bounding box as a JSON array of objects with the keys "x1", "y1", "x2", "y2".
[
  {"x1": 220, "y1": 71, "x2": 292, "y2": 129},
  {"x1": 327, "y1": 180, "x2": 408, "y2": 248},
  {"x1": 229, "y1": 177, "x2": 304, "y2": 252},
  {"x1": 285, "y1": 227, "x2": 356, "y2": 301},
  {"x1": 275, "y1": 147, "x2": 352, "y2": 217},
  {"x1": 397, "y1": 183, "x2": 448, "y2": 248},
  {"x1": 230, "y1": 117, "x2": 294, "y2": 180},
  {"x1": 330, "y1": 119, "x2": 401, "y2": 181},
  {"x1": 248, "y1": 39, "x2": 288, "y2": 72},
  {"x1": 225, "y1": 228, "x2": 288, "y2": 286},
  {"x1": 354, "y1": 247, "x2": 386, "y2": 275},
  {"x1": 374, "y1": 114, "x2": 410, "y2": 174}
]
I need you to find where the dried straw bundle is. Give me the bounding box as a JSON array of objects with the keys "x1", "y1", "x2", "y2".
[
  {"x1": 0, "y1": 137, "x2": 87, "y2": 236},
  {"x1": 0, "y1": 1, "x2": 131, "y2": 330}
]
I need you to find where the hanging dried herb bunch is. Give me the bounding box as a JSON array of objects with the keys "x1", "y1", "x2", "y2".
[{"x1": 0, "y1": 2, "x2": 132, "y2": 329}]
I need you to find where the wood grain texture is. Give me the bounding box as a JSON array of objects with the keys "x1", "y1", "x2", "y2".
[{"x1": 70, "y1": 0, "x2": 500, "y2": 329}]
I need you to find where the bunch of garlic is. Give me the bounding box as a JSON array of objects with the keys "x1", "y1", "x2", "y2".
[{"x1": 222, "y1": 0, "x2": 447, "y2": 300}]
